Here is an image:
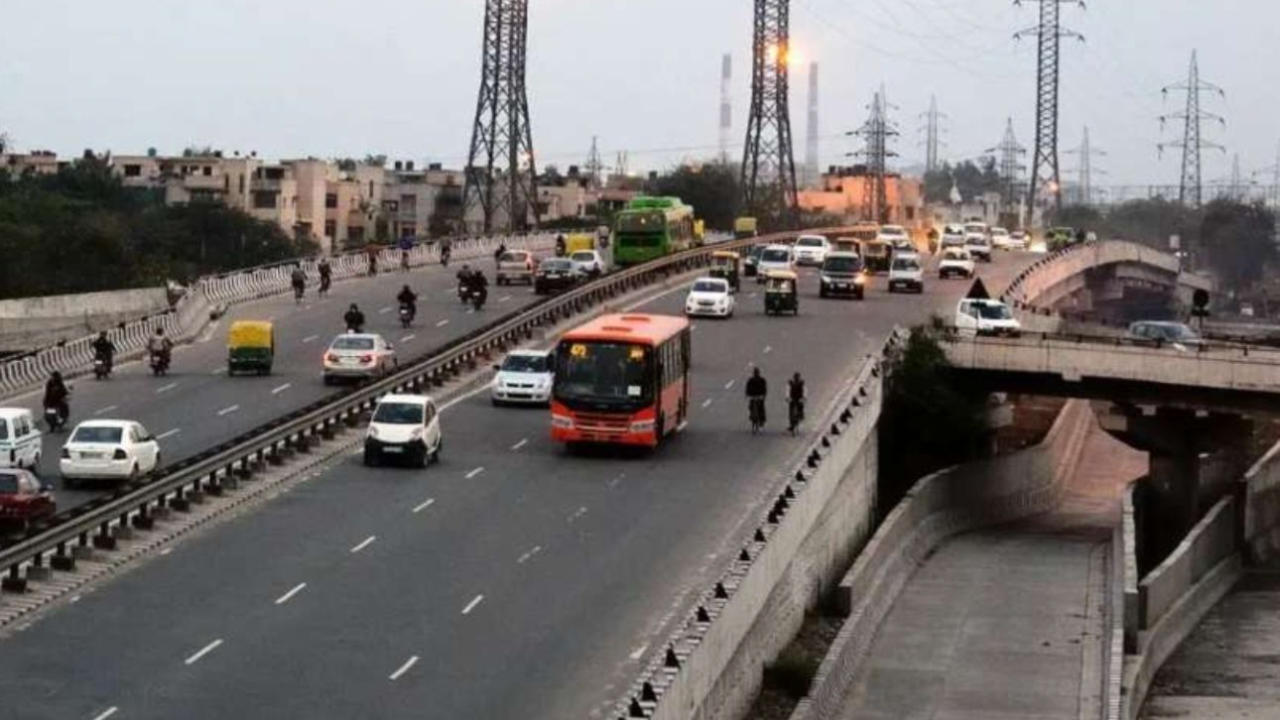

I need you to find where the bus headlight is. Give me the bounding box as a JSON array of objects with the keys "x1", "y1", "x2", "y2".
[
  {"x1": 630, "y1": 419, "x2": 655, "y2": 433},
  {"x1": 551, "y1": 414, "x2": 574, "y2": 429},
  {"x1": 855, "y1": 273, "x2": 867, "y2": 285}
]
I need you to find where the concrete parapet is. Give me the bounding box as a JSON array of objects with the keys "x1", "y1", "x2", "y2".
[
  {"x1": 0, "y1": 287, "x2": 171, "y2": 352},
  {"x1": 1135, "y1": 495, "x2": 1237, "y2": 633},
  {"x1": 1242, "y1": 435, "x2": 1280, "y2": 564}
]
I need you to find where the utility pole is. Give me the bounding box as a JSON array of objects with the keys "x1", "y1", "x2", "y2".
[
  {"x1": 852, "y1": 87, "x2": 899, "y2": 224},
  {"x1": 585, "y1": 136, "x2": 603, "y2": 189},
  {"x1": 986, "y1": 117, "x2": 1026, "y2": 210},
  {"x1": 918, "y1": 95, "x2": 947, "y2": 173},
  {"x1": 1064, "y1": 126, "x2": 1106, "y2": 206},
  {"x1": 463, "y1": 0, "x2": 538, "y2": 234},
  {"x1": 615, "y1": 151, "x2": 629, "y2": 178},
  {"x1": 1159, "y1": 50, "x2": 1225, "y2": 208},
  {"x1": 804, "y1": 61, "x2": 820, "y2": 189},
  {"x1": 741, "y1": 0, "x2": 799, "y2": 223},
  {"x1": 719, "y1": 54, "x2": 733, "y2": 164},
  {"x1": 1014, "y1": 0, "x2": 1084, "y2": 217}
]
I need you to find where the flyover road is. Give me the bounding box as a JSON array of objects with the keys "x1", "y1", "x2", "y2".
[
  {"x1": 4, "y1": 260, "x2": 541, "y2": 514},
  {"x1": 0, "y1": 252, "x2": 1039, "y2": 720}
]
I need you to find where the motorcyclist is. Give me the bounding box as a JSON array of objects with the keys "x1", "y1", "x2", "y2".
[
  {"x1": 147, "y1": 327, "x2": 173, "y2": 368},
  {"x1": 44, "y1": 371, "x2": 70, "y2": 425},
  {"x1": 290, "y1": 264, "x2": 306, "y2": 301},
  {"x1": 745, "y1": 367, "x2": 768, "y2": 429},
  {"x1": 440, "y1": 237, "x2": 453, "y2": 266},
  {"x1": 92, "y1": 331, "x2": 116, "y2": 371},
  {"x1": 367, "y1": 246, "x2": 379, "y2": 276},
  {"x1": 397, "y1": 285, "x2": 418, "y2": 320},
  {"x1": 494, "y1": 241, "x2": 508, "y2": 266},
  {"x1": 471, "y1": 270, "x2": 489, "y2": 307},
  {"x1": 456, "y1": 264, "x2": 474, "y2": 301},
  {"x1": 344, "y1": 303, "x2": 366, "y2": 333},
  {"x1": 555, "y1": 234, "x2": 567, "y2": 257},
  {"x1": 787, "y1": 372, "x2": 806, "y2": 434},
  {"x1": 317, "y1": 258, "x2": 332, "y2": 295},
  {"x1": 399, "y1": 235, "x2": 413, "y2": 271}
]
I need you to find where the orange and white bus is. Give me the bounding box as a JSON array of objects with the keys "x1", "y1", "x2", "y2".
[{"x1": 551, "y1": 314, "x2": 691, "y2": 448}]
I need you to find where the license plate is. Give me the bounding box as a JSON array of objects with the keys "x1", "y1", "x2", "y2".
[
  {"x1": 382, "y1": 446, "x2": 404, "y2": 454},
  {"x1": 81, "y1": 451, "x2": 105, "y2": 459},
  {"x1": 342, "y1": 357, "x2": 360, "y2": 365}
]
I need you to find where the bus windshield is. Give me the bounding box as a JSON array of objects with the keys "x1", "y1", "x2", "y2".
[
  {"x1": 555, "y1": 341, "x2": 652, "y2": 408},
  {"x1": 616, "y1": 212, "x2": 665, "y2": 233}
]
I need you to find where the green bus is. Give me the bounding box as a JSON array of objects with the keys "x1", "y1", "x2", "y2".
[{"x1": 613, "y1": 196, "x2": 699, "y2": 266}]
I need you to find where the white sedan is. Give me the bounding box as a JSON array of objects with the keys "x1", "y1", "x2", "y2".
[
  {"x1": 569, "y1": 250, "x2": 606, "y2": 278},
  {"x1": 685, "y1": 277, "x2": 736, "y2": 318},
  {"x1": 60, "y1": 420, "x2": 161, "y2": 487},
  {"x1": 938, "y1": 249, "x2": 976, "y2": 279},
  {"x1": 323, "y1": 333, "x2": 396, "y2": 384}
]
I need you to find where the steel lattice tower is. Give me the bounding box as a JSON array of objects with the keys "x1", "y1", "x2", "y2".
[
  {"x1": 1064, "y1": 126, "x2": 1105, "y2": 206},
  {"x1": 741, "y1": 0, "x2": 799, "y2": 221},
  {"x1": 1159, "y1": 50, "x2": 1224, "y2": 208},
  {"x1": 585, "y1": 135, "x2": 603, "y2": 189},
  {"x1": 1015, "y1": 0, "x2": 1083, "y2": 215},
  {"x1": 986, "y1": 118, "x2": 1027, "y2": 208},
  {"x1": 852, "y1": 88, "x2": 898, "y2": 224},
  {"x1": 462, "y1": 0, "x2": 538, "y2": 233},
  {"x1": 919, "y1": 95, "x2": 947, "y2": 173}
]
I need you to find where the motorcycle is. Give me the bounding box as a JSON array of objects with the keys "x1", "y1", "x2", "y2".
[
  {"x1": 748, "y1": 396, "x2": 766, "y2": 433},
  {"x1": 458, "y1": 283, "x2": 472, "y2": 305},
  {"x1": 788, "y1": 398, "x2": 805, "y2": 436},
  {"x1": 44, "y1": 404, "x2": 67, "y2": 433},
  {"x1": 399, "y1": 303, "x2": 415, "y2": 328},
  {"x1": 471, "y1": 287, "x2": 487, "y2": 311},
  {"x1": 149, "y1": 350, "x2": 170, "y2": 376},
  {"x1": 93, "y1": 356, "x2": 112, "y2": 380}
]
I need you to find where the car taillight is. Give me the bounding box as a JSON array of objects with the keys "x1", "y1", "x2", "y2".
[
  {"x1": 326, "y1": 353, "x2": 339, "y2": 363},
  {"x1": 60, "y1": 447, "x2": 70, "y2": 459},
  {"x1": 113, "y1": 448, "x2": 128, "y2": 460},
  {"x1": 360, "y1": 354, "x2": 374, "y2": 364}
]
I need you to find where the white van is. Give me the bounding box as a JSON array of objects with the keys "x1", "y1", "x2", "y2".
[
  {"x1": 756, "y1": 244, "x2": 795, "y2": 280},
  {"x1": 363, "y1": 394, "x2": 443, "y2": 468},
  {"x1": 0, "y1": 408, "x2": 42, "y2": 469},
  {"x1": 955, "y1": 299, "x2": 1022, "y2": 337}
]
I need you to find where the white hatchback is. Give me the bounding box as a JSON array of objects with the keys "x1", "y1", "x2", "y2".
[
  {"x1": 756, "y1": 244, "x2": 795, "y2": 279},
  {"x1": 792, "y1": 235, "x2": 831, "y2": 266},
  {"x1": 323, "y1": 333, "x2": 396, "y2": 384},
  {"x1": 492, "y1": 349, "x2": 554, "y2": 406},
  {"x1": 685, "y1": 277, "x2": 735, "y2": 318},
  {"x1": 570, "y1": 250, "x2": 606, "y2": 278},
  {"x1": 938, "y1": 249, "x2": 975, "y2": 279},
  {"x1": 364, "y1": 394, "x2": 442, "y2": 468},
  {"x1": 60, "y1": 420, "x2": 160, "y2": 487}
]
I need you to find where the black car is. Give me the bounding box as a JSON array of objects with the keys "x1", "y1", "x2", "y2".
[
  {"x1": 534, "y1": 258, "x2": 580, "y2": 295},
  {"x1": 742, "y1": 245, "x2": 766, "y2": 277}
]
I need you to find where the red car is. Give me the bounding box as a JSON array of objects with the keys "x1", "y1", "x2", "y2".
[{"x1": 0, "y1": 468, "x2": 56, "y2": 532}]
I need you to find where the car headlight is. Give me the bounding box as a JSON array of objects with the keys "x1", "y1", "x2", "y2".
[
  {"x1": 855, "y1": 274, "x2": 866, "y2": 285},
  {"x1": 551, "y1": 414, "x2": 574, "y2": 429},
  {"x1": 410, "y1": 427, "x2": 424, "y2": 440},
  {"x1": 820, "y1": 275, "x2": 831, "y2": 283}
]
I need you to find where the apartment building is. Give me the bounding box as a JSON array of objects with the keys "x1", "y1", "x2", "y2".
[
  {"x1": 799, "y1": 166, "x2": 926, "y2": 228},
  {"x1": 0, "y1": 150, "x2": 61, "y2": 176}
]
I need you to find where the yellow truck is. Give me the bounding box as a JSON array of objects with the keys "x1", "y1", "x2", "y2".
[{"x1": 734, "y1": 217, "x2": 759, "y2": 239}]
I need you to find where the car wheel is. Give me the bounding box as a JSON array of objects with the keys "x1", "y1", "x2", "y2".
[
  {"x1": 415, "y1": 447, "x2": 428, "y2": 469},
  {"x1": 323, "y1": 375, "x2": 333, "y2": 386},
  {"x1": 129, "y1": 464, "x2": 139, "y2": 481},
  {"x1": 152, "y1": 453, "x2": 162, "y2": 476},
  {"x1": 363, "y1": 448, "x2": 378, "y2": 467},
  {"x1": 430, "y1": 437, "x2": 442, "y2": 464}
]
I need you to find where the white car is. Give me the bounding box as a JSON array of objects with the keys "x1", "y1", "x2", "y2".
[
  {"x1": 938, "y1": 249, "x2": 975, "y2": 279},
  {"x1": 569, "y1": 250, "x2": 605, "y2": 278},
  {"x1": 0, "y1": 408, "x2": 42, "y2": 469},
  {"x1": 965, "y1": 234, "x2": 992, "y2": 262},
  {"x1": 685, "y1": 277, "x2": 735, "y2": 318},
  {"x1": 756, "y1": 244, "x2": 795, "y2": 279},
  {"x1": 323, "y1": 333, "x2": 396, "y2": 384},
  {"x1": 940, "y1": 224, "x2": 967, "y2": 249},
  {"x1": 990, "y1": 227, "x2": 1011, "y2": 249},
  {"x1": 60, "y1": 420, "x2": 160, "y2": 487},
  {"x1": 1007, "y1": 230, "x2": 1029, "y2": 250},
  {"x1": 887, "y1": 253, "x2": 924, "y2": 293},
  {"x1": 363, "y1": 394, "x2": 442, "y2": 468},
  {"x1": 963, "y1": 222, "x2": 989, "y2": 239},
  {"x1": 792, "y1": 235, "x2": 831, "y2": 266},
  {"x1": 496, "y1": 250, "x2": 536, "y2": 285},
  {"x1": 877, "y1": 225, "x2": 913, "y2": 252},
  {"x1": 491, "y1": 349, "x2": 554, "y2": 406},
  {"x1": 955, "y1": 298, "x2": 1021, "y2": 337}
]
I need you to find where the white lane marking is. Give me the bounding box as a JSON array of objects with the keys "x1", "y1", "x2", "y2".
[
  {"x1": 412, "y1": 498, "x2": 435, "y2": 514},
  {"x1": 217, "y1": 404, "x2": 240, "y2": 416},
  {"x1": 271, "y1": 383, "x2": 292, "y2": 395},
  {"x1": 437, "y1": 383, "x2": 494, "y2": 413},
  {"x1": 461, "y1": 594, "x2": 485, "y2": 615},
  {"x1": 568, "y1": 506, "x2": 588, "y2": 523},
  {"x1": 465, "y1": 467, "x2": 485, "y2": 479},
  {"x1": 608, "y1": 472, "x2": 626, "y2": 488},
  {"x1": 349, "y1": 536, "x2": 376, "y2": 554},
  {"x1": 156, "y1": 382, "x2": 178, "y2": 394},
  {"x1": 749, "y1": 292, "x2": 758, "y2": 299},
  {"x1": 274, "y1": 582, "x2": 307, "y2": 606},
  {"x1": 159, "y1": 548, "x2": 173, "y2": 556},
  {"x1": 91, "y1": 707, "x2": 119, "y2": 720},
  {"x1": 93, "y1": 405, "x2": 118, "y2": 416},
  {"x1": 500, "y1": 295, "x2": 512, "y2": 302},
  {"x1": 389, "y1": 655, "x2": 420, "y2": 681},
  {"x1": 517, "y1": 545, "x2": 542, "y2": 564},
  {"x1": 211, "y1": 367, "x2": 226, "y2": 375},
  {"x1": 70, "y1": 594, "x2": 82, "y2": 604},
  {"x1": 184, "y1": 638, "x2": 223, "y2": 666},
  {"x1": 701, "y1": 398, "x2": 713, "y2": 409},
  {"x1": 378, "y1": 306, "x2": 392, "y2": 314},
  {"x1": 400, "y1": 334, "x2": 416, "y2": 343},
  {"x1": 466, "y1": 308, "x2": 475, "y2": 315},
  {"x1": 764, "y1": 345, "x2": 773, "y2": 354},
  {"x1": 724, "y1": 379, "x2": 735, "y2": 390},
  {"x1": 302, "y1": 334, "x2": 320, "y2": 344},
  {"x1": 436, "y1": 319, "x2": 450, "y2": 327},
  {"x1": 629, "y1": 644, "x2": 649, "y2": 661},
  {"x1": 156, "y1": 428, "x2": 181, "y2": 441},
  {"x1": 510, "y1": 438, "x2": 528, "y2": 451}
]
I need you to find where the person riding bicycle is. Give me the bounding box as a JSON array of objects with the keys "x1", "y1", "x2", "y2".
[
  {"x1": 745, "y1": 367, "x2": 768, "y2": 429},
  {"x1": 787, "y1": 372, "x2": 806, "y2": 433},
  {"x1": 344, "y1": 303, "x2": 366, "y2": 333},
  {"x1": 397, "y1": 285, "x2": 418, "y2": 320}
]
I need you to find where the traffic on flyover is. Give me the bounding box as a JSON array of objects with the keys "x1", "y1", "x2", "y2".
[{"x1": 0, "y1": 242, "x2": 1039, "y2": 719}]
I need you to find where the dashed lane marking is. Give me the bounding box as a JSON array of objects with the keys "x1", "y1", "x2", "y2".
[
  {"x1": 436, "y1": 319, "x2": 450, "y2": 327},
  {"x1": 701, "y1": 398, "x2": 713, "y2": 409},
  {"x1": 350, "y1": 536, "x2": 376, "y2": 554},
  {"x1": 155, "y1": 382, "x2": 178, "y2": 394},
  {"x1": 568, "y1": 506, "x2": 588, "y2": 523},
  {"x1": 302, "y1": 334, "x2": 320, "y2": 344},
  {"x1": 517, "y1": 545, "x2": 542, "y2": 564},
  {"x1": 465, "y1": 467, "x2": 485, "y2": 479},
  {"x1": 93, "y1": 405, "x2": 118, "y2": 416},
  {"x1": 461, "y1": 594, "x2": 485, "y2": 615},
  {"x1": 184, "y1": 639, "x2": 223, "y2": 666},
  {"x1": 378, "y1": 306, "x2": 392, "y2": 314},
  {"x1": 724, "y1": 380, "x2": 735, "y2": 390},
  {"x1": 500, "y1": 295, "x2": 512, "y2": 302},
  {"x1": 629, "y1": 644, "x2": 648, "y2": 661},
  {"x1": 271, "y1": 383, "x2": 292, "y2": 395},
  {"x1": 412, "y1": 498, "x2": 435, "y2": 514},
  {"x1": 156, "y1": 428, "x2": 181, "y2": 441},
  {"x1": 274, "y1": 583, "x2": 307, "y2": 606},
  {"x1": 389, "y1": 655, "x2": 420, "y2": 681},
  {"x1": 510, "y1": 438, "x2": 528, "y2": 451},
  {"x1": 217, "y1": 404, "x2": 240, "y2": 417},
  {"x1": 400, "y1": 334, "x2": 416, "y2": 343},
  {"x1": 91, "y1": 707, "x2": 119, "y2": 720},
  {"x1": 764, "y1": 345, "x2": 772, "y2": 354}
]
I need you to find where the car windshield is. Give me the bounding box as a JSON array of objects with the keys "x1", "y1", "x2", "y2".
[
  {"x1": 965, "y1": 225, "x2": 986, "y2": 234},
  {"x1": 332, "y1": 336, "x2": 375, "y2": 351},
  {"x1": 0, "y1": 419, "x2": 7, "y2": 441},
  {"x1": 944, "y1": 251, "x2": 967, "y2": 261},
  {"x1": 499, "y1": 252, "x2": 526, "y2": 263},
  {"x1": 823, "y1": 256, "x2": 863, "y2": 273},
  {"x1": 541, "y1": 260, "x2": 572, "y2": 271},
  {"x1": 554, "y1": 341, "x2": 652, "y2": 407},
  {"x1": 692, "y1": 280, "x2": 727, "y2": 293},
  {"x1": 0, "y1": 473, "x2": 18, "y2": 494},
  {"x1": 1147, "y1": 324, "x2": 1197, "y2": 341},
  {"x1": 880, "y1": 227, "x2": 905, "y2": 236},
  {"x1": 372, "y1": 402, "x2": 423, "y2": 425},
  {"x1": 502, "y1": 354, "x2": 549, "y2": 373},
  {"x1": 761, "y1": 248, "x2": 789, "y2": 262},
  {"x1": 796, "y1": 238, "x2": 823, "y2": 247},
  {"x1": 993, "y1": 229, "x2": 1008, "y2": 236},
  {"x1": 977, "y1": 303, "x2": 1013, "y2": 320},
  {"x1": 72, "y1": 426, "x2": 124, "y2": 444},
  {"x1": 893, "y1": 258, "x2": 920, "y2": 271},
  {"x1": 571, "y1": 252, "x2": 594, "y2": 261}
]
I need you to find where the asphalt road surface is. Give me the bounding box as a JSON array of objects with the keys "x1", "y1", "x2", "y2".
[{"x1": 0, "y1": 252, "x2": 1039, "y2": 720}]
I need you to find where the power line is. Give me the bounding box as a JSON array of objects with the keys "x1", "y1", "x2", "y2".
[{"x1": 1158, "y1": 49, "x2": 1225, "y2": 208}]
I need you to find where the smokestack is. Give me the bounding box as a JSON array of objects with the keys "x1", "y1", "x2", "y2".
[
  {"x1": 805, "y1": 62, "x2": 819, "y2": 189},
  {"x1": 719, "y1": 54, "x2": 732, "y2": 163}
]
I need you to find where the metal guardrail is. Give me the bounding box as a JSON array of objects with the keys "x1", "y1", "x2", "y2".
[
  {"x1": 0, "y1": 226, "x2": 853, "y2": 591},
  {"x1": 940, "y1": 327, "x2": 1280, "y2": 359}
]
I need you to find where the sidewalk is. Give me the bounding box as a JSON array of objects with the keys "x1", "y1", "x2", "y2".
[{"x1": 839, "y1": 421, "x2": 1144, "y2": 719}]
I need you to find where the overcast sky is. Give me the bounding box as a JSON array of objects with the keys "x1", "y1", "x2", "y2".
[{"x1": 2, "y1": 0, "x2": 1276, "y2": 188}]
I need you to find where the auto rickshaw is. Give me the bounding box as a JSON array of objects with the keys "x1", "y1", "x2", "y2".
[
  {"x1": 709, "y1": 250, "x2": 741, "y2": 291},
  {"x1": 763, "y1": 270, "x2": 799, "y2": 316},
  {"x1": 227, "y1": 320, "x2": 275, "y2": 375}
]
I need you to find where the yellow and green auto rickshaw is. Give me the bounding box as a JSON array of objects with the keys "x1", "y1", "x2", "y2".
[
  {"x1": 763, "y1": 270, "x2": 799, "y2": 316},
  {"x1": 709, "y1": 250, "x2": 741, "y2": 292},
  {"x1": 227, "y1": 320, "x2": 275, "y2": 375}
]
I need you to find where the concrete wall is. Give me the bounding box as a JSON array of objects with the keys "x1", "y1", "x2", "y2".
[
  {"x1": 1242, "y1": 436, "x2": 1280, "y2": 564},
  {"x1": 790, "y1": 399, "x2": 1094, "y2": 720},
  {"x1": 0, "y1": 287, "x2": 171, "y2": 351}
]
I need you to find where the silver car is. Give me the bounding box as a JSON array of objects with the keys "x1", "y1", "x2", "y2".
[{"x1": 323, "y1": 333, "x2": 396, "y2": 384}]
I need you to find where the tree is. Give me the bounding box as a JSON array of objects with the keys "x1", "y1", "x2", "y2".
[
  {"x1": 1198, "y1": 200, "x2": 1277, "y2": 290},
  {"x1": 650, "y1": 161, "x2": 740, "y2": 231},
  {"x1": 1051, "y1": 204, "x2": 1103, "y2": 230}
]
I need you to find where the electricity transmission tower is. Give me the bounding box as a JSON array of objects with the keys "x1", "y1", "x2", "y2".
[
  {"x1": 741, "y1": 0, "x2": 799, "y2": 222},
  {"x1": 1064, "y1": 126, "x2": 1106, "y2": 206},
  {"x1": 1159, "y1": 50, "x2": 1225, "y2": 208},
  {"x1": 918, "y1": 95, "x2": 947, "y2": 173},
  {"x1": 1014, "y1": 0, "x2": 1084, "y2": 216},
  {"x1": 585, "y1": 136, "x2": 604, "y2": 189},
  {"x1": 852, "y1": 88, "x2": 899, "y2": 224},
  {"x1": 986, "y1": 118, "x2": 1026, "y2": 209},
  {"x1": 462, "y1": 0, "x2": 538, "y2": 234}
]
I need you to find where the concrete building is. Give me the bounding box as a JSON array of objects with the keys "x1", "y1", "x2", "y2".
[
  {"x1": 799, "y1": 167, "x2": 926, "y2": 228},
  {"x1": 1, "y1": 150, "x2": 61, "y2": 176}
]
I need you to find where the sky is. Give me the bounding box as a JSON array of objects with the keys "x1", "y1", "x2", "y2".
[{"x1": 2, "y1": 0, "x2": 1277, "y2": 189}]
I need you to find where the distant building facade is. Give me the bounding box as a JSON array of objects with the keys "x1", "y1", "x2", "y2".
[{"x1": 798, "y1": 166, "x2": 926, "y2": 228}]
